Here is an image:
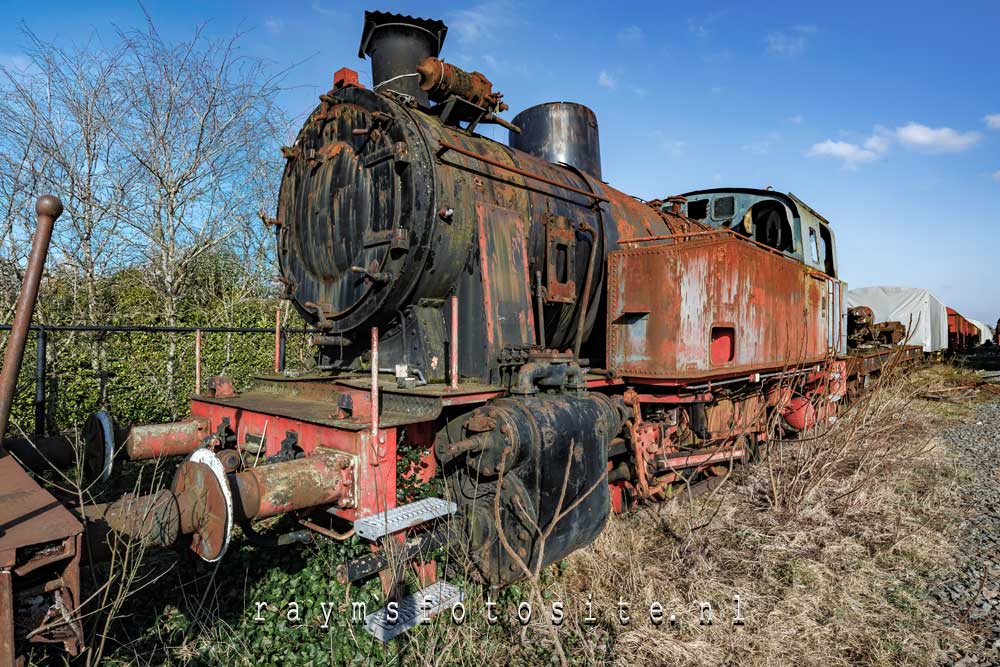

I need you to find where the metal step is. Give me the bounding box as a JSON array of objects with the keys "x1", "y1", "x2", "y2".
[
  {"x1": 350, "y1": 497, "x2": 456, "y2": 541},
  {"x1": 365, "y1": 581, "x2": 464, "y2": 642}
]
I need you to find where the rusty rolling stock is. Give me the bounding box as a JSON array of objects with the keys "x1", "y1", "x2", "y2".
[
  {"x1": 0, "y1": 9, "x2": 924, "y2": 657},
  {"x1": 946, "y1": 307, "x2": 980, "y2": 352}
]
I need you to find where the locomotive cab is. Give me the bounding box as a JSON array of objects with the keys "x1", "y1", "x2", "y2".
[{"x1": 681, "y1": 187, "x2": 839, "y2": 278}]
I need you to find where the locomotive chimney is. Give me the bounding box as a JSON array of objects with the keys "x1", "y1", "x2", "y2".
[
  {"x1": 358, "y1": 10, "x2": 448, "y2": 105},
  {"x1": 509, "y1": 102, "x2": 603, "y2": 180}
]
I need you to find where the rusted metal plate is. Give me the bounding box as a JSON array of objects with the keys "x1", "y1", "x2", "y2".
[
  {"x1": 0, "y1": 456, "x2": 84, "y2": 658},
  {"x1": 475, "y1": 202, "x2": 536, "y2": 354},
  {"x1": 607, "y1": 234, "x2": 840, "y2": 379},
  {"x1": 0, "y1": 457, "x2": 81, "y2": 551}
]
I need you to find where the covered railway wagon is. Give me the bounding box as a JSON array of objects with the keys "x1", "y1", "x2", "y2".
[
  {"x1": 0, "y1": 10, "x2": 916, "y2": 658},
  {"x1": 967, "y1": 318, "x2": 994, "y2": 347},
  {"x1": 846, "y1": 286, "x2": 949, "y2": 354}
]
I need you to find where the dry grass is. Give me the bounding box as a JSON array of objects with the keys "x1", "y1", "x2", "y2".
[
  {"x1": 554, "y1": 364, "x2": 974, "y2": 666},
  {"x1": 407, "y1": 362, "x2": 979, "y2": 666}
]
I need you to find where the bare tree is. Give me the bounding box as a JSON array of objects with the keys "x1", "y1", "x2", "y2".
[
  {"x1": 0, "y1": 31, "x2": 139, "y2": 399},
  {"x1": 111, "y1": 18, "x2": 284, "y2": 414}
]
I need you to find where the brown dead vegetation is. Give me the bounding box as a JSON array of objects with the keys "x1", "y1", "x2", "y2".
[{"x1": 409, "y1": 362, "x2": 981, "y2": 666}]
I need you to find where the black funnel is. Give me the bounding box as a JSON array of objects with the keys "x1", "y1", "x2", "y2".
[
  {"x1": 509, "y1": 102, "x2": 602, "y2": 180},
  {"x1": 358, "y1": 11, "x2": 448, "y2": 105}
]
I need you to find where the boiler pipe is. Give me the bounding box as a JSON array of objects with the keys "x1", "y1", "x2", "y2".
[{"x1": 0, "y1": 195, "x2": 62, "y2": 446}]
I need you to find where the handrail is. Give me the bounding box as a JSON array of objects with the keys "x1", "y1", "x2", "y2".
[{"x1": 437, "y1": 140, "x2": 609, "y2": 204}]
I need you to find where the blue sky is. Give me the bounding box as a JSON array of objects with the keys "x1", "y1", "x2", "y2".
[{"x1": 3, "y1": 0, "x2": 999, "y2": 323}]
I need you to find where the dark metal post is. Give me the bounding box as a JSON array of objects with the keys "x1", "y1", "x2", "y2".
[
  {"x1": 0, "y1": 195, "x2": 62, "y2": 446},
  {"x1": 34, "y1": 328, "x2": 47, "y2": 436},
  {"x1": 279, "y1": 330, "x2": 287, "y2": 373}
]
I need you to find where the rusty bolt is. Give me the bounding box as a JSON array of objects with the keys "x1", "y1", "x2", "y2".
[{"x1": 337, "y1": 455, "x2": 352, "y2": 469}]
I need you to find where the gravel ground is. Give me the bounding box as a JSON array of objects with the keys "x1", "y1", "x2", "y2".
[{"x1": 934, "y1": 399, "x2": 1000, "y2": 666}]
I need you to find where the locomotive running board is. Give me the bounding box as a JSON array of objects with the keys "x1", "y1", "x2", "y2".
[
  {"x1": 365, "y1": 581, "x2": 464, "y2": 642},
  {"x1": 349, "y1": 497, "x2": 457, "y2": 541}
]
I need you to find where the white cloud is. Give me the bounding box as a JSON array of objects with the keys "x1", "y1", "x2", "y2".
[
  {"x1": 632, "y1": 87, "x2": 648, "y2": 98},
  {"x1": 894, "y1": 122, "x2": 981, "y2": 152},
  {"x1": 808, "y1": 121, "x2": 981, "y2": 167},
  {"x1": 263, "y1": 17, "x2": 284, "y2": 33},
  {"x1": 984, "y1": 114, "x2": 1000, "y2": 129},
  {"x1": 993, "y1": 170, "x2": 1000, "y2": 182},
  {"x1": 767, "y1": 25, "x2": 816, "y2": 57},
  {"x1": 618, "y1": 26, "x2": 642, "y2": 42},
  {"x1": 808, "y1": 140, "x2": 878, "y2": 165},
  {"x1": 807, "y1": 130, "x2": 889, "y2": 169},
  {"x1": 448, "y1": 2, "x2": 512, "y2": 44},
  {"x1": 863, "y1": 133, "x2": 891, "y2": 154},
  {"x1": 787, "y1": 114, "x2": 804, "y2": 124},
  {"x1": 598, "y1": 69, "x2": 616, "y2": 89}
]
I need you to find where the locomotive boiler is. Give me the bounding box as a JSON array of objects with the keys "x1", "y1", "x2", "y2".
[{"x1": 0, "y1": 10, "x2": 869, "y2": 654}]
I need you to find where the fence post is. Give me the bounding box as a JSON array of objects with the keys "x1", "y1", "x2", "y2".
[
  {"x1": 34, "y1": 328, "x2": 47, "y2": 436},
  {"x1": 273, "y1": 307, "x2": 282, "y2": 374},
  {"x1": 195, "y1": 329, "x2": 202, "y2": 395}
]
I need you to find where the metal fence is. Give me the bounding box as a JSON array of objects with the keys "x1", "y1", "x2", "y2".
[{"x1": 0, "y1": 314, "x2": 316, "y2": 436}]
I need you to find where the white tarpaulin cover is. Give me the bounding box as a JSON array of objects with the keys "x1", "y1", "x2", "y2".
[
  {"x1": 967, "y1": 318, "x2": 993, "y2": 346},
  {"x1": 846, "y1": 286, "x2": 949, "y2": 352}
]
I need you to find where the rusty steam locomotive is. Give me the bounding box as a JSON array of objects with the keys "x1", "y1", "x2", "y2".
[{"x1": 0, "y1": 10, "x2": 922, "y2": 656}]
